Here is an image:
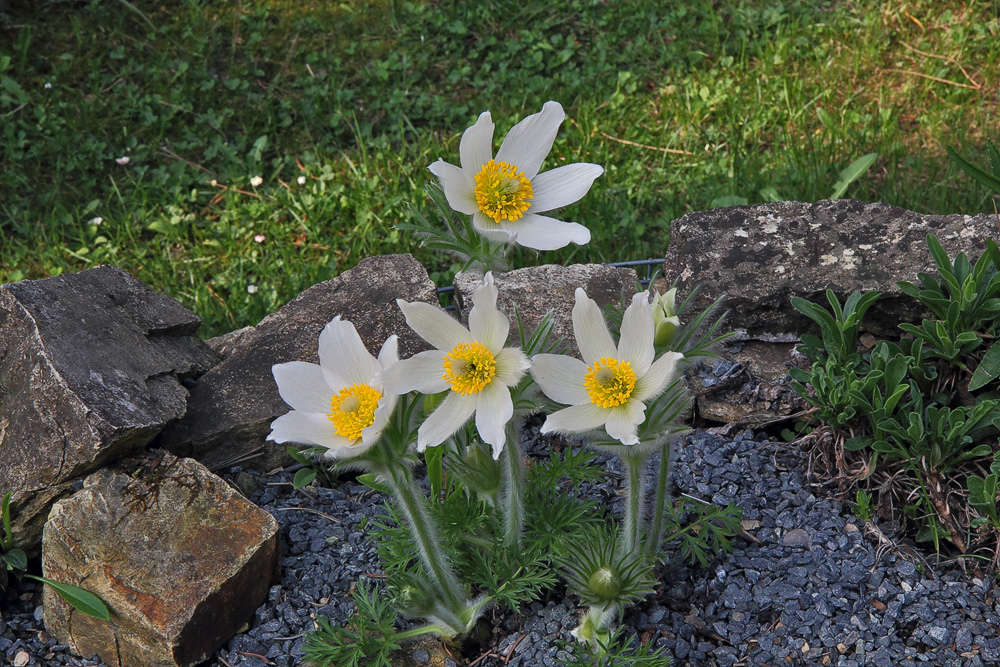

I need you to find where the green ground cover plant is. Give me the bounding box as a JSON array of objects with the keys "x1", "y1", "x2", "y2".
[
  {"x1": 2, "y1": 0, "x2": 999, "y2": 336},
  {"x1": 789, "y1": 231, "x2": 1000, "y2": 561},
  {"x1": 790, "y1": 143, "x2": 1000, "y2": 564}
]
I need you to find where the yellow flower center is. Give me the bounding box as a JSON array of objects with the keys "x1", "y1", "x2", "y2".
[
  {"x1": 442, "y1": 342, "x2": 497, "y2": 395},
  {"x1": 584, "y1": 357, "x2": 636, "y2": 409},
  {"x1": 474, "y1": 159, "x2": 533, "y2": 223},
  {"x1": 328, "y1": 383, "x2": 382, "y2": 441}
]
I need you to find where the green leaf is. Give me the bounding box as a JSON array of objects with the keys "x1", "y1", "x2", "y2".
[
  {"x1": 759, "y1": 185, "x2": 782, "y2": 202},
  {"x1": 829, "y1": 153, "x2": 878, "y2": 199},
  {"x1": 286, "y1": 447, "x2": 312, "y2": 465},
  {"x1": 1, "y1": 548, "x2": 27, "y2": 572},
  {"x1": 26, "y1": 575, "x2": 111, "y2": 621},
  {"x1": 424, "y1": 444, "x2": 444, "y2": 501},
  {"x1": 293, "y1": 467, "x2": 317, "y2": 490},
  {"x1": 947, "y1": 144, "x2": 1000, "y2": 193},
  {"x1": 1, "y1": 491, "x2": 13, "y2": 549},
  {"x1": 970, "y1": 340, "x2": 1000, "y2": 391},
  {"x1": 357, "y1": 473, "x2": 392, "y2": 495},
  {"x1": 844, "y1": 436, "x2": 871, "y2": 451}
]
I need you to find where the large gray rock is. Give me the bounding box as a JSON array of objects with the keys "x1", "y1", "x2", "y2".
[
  {"x1": 43, "y1": 450, "x2": 280, "y2": 667},
  {"x1": 157, "y1": 254, "x2": 438, "y2": 471},
  {"x1": 454, "y1": 264, "x2": 639, "y2": 358},
  {"x1": 664, "y1": 200, "x2": 999, "y2": 337},
  {"x1": 0, "y1": 265, "x2": 217, "y2": 553}
]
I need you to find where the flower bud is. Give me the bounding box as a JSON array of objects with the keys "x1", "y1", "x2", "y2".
[
  {"x1": 587, "y1": 566, "x2": 622, "y2": 603},
  {"x1": 652, "y1": 288, "x2": 681, "y2": 347}
]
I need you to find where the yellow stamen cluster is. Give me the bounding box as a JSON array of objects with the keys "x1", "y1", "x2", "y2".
[
  {"x1": 474, "y1": 159, "x2": 533, "y2": 223},
  {"x1": 443, "y1": 341, "x2": 497, "y2": 395},
  {"x1": 584, "y1": 357, "x2": 636, "y2": 409},
  {"x1": 328, "y1": 383, "x2": 382, "y2": 441}
]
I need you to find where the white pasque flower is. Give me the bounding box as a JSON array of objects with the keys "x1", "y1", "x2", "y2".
[
  {"x1": 428, "y1": 101, "x2": 603, "y2": 251},
  {"x1": 378, "y1": 273, "x2": 530, "y2": 458},
  {"x1": 268, "y1": 317, "x2": 398, "y2": 459},
  {"x1": 531, "y1": 289, "x2": 684, "y2": 446}
]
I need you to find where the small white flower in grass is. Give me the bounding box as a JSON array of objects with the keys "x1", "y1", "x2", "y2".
[
  {"x1": 297, "y1": 175, "x2": 306, "y2": 185},
  {"x1": 254, "y1": 234, "x2": 266, "y2": 243},
  {"x1": 115, "y1": 156, "x2": 130, "y2": 165},
  {"x1": 531, "y1": 289, "x2": 684, "y2": 446},
  {"x1": 250, "y1": 175, "x2": 263, "y2": 187},
  {"x1": 428, "y1": 101, "x2": 603, "y2": 251},
  {"x1": 88, "y1": 217, "x2": 103, "y2": 226},
  {"x1": 378, "y1": 273, "x2": 530, "y2": 458},
  {"x1": 268, "y1": 317, "x2": 399, "y2": 459},
  {"x1": 247, "y1": 284, "x2": 258, "y2": 294}
]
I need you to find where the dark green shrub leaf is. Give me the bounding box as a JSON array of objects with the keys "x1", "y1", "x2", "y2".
[
  {"x1": 844, "y1": 436, "x2": 871, "y2": 451},
  {"x1": 970, "y1": 340, "x2": 1000, "y2": 391}
]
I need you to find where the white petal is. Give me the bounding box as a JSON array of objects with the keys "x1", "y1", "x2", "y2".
[
  {"x1": 318, "y1": 318, "x2": 380, "y2": 387},
  {"x1": 471, "y1": 212, "x2": 518, "y2": 243},
  {"x1": 528, "y1": 163, "x2": 603, "y2": 212},
  {"x1": 272, "y1": 362, "x2": 335, "y2": 413},
  {"x1": 494, "y1": 347, "x2": 530, "y2": 386},
  {"x1": 497, "y1": 213, "x2": 590, "y2": 250},
  {"x1": 604, "y1": 400, "x2": 645, "y2": 445},
  {"x1": 634, "y1": 351, "x2": 684, "y2": 401},
  {"x1": 572, "y1": 288, "x2": 616, "y2": 363},
  {"x1": 530, "y1": 354, "x2": 589, "y2": 405},
  {"x1": 459, "y1": 111, "x2": 495, "y2": 172},
  {"x1": 378, "y1": 350, "x2": 449, "y2": 395},
  {"x1": 397, "y1": 299, "x2": 473, "y2": 351},
  {"x1": 377, "y1": 334, "x2": 399, "y2": 370},
  {"x1": 428, "y1": 159, "x2": 478, "y2": 215},
  {"x1": 495, "y1": 101, "x2": 564, "y2": 179},
  {"x1": 362, "y1": 392, "x2": 397, "y2": 445},
  {"x1": 418, "y1": 391, "x2": 477, "y2": 451},
  {"x1": 540, "y1": 403, "x2": 609, "y2": 434},
  {"x1": 268, "y1": 410, "x2": 351, "y2": 451},
  {"x1": 469, "y1": 276, "x2": 509, "y2": 352},
  {"x1": 322, "y1": 438, "x2": 376, "y2": 460},
  {"x1": 475, "y1": 381, "x2": 513, "y2": 459},
  {"x1": 618, "y1": 292, "x2": 655, "y2": 375}
]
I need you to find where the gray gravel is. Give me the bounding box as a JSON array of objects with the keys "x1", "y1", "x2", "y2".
[{"x1": 4, "y1": 425, "x2": 1000, "y2": 666}]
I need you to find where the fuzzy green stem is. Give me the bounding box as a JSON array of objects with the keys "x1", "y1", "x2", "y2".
[
  {"x1": 645, "y1": 440, "x2": 672, "y2": 558},
  {"x1": 383, "y1": 464, "x2": 465, "y2": 612},
  {"x1": 499, "y1": 419, "x2": 526, "y2": 547},
  {"x1": 622, "y1": 451, "x2": 648, "y2": 556}
]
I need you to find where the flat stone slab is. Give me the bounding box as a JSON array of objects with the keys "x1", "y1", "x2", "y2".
[
  {"x1": 157, "y1": 254, "x2": 438, "y2": 472},
  {"x1": 42, "y1": 450, "x2": 280, "y2": 667},
  {"x1": 454, "y1": 264, "x2": 639, "y2": 358},
  {"x1": 664, "y1": 199, "x2": 1000, "y2": 338},
  {"x1": 0, "y1": 265, "x2": 217, "y2": 553}
]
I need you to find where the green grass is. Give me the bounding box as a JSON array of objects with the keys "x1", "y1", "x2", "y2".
[{"x1": 1, "y1": 0, "x2": 999, "y2": 336}]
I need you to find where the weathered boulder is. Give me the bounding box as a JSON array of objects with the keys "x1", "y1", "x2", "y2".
[
  {"x1": 0, "y1": 265, "x2": 217, "y2": 553},
  {"x1": 157, "y1": 254, "x2": 438, "y2": 472},
  {"x1": 664, "y1": 199, "x2": 999, "y2": 338},
  {"x1": 42, "y1": 450, "x2": 280, "y2": 667},
  {"x1": 454, "y1": 264, "x2": 639, "y2": 358}
]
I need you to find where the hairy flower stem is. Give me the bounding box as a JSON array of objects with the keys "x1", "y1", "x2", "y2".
[
  {"x1": 621, "y1": 450, "x2": 650, "y2": 556},
  {"x1": 500, "y1": 419, "x2": 526, "y2": 546},
  {"x1": 383, "y1": 464, "x2": 465, "y2": 612},
  {"x1": 645, "y1": 440, "x2": 673, "y2": 559}
]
